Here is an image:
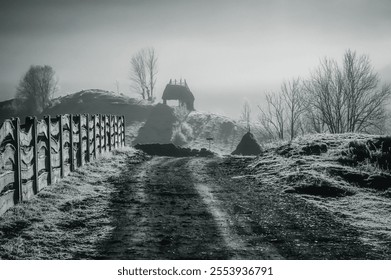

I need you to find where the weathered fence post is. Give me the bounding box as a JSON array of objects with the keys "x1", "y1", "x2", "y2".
[
  {"x1": 117, "y1": 116, "x2": 121, "y2": 147},
  {"x1": 122, "y1": 115, "x2": 126, "y2": 147},
  {"x1": 93, "y1": 114, "x2": 97, "y2": 160},
  {"x1": 86, "y1": 114, "x2": 90, "y2": 163},
  {"x1": 118, "y1": 116, "x2": 121, "y2": 147},
  {"x1": 58, "y1": 115, "x2": 64, "y2": 178},
  {"x1": 78, "y1": 114, "x2": 83, "y2": 167},
  {"x1": 115, "y1": 115, "x2": 119, "y2": 148},
  {"x1": 26, "y1": 117, "x2": 39, "y2": 194},
  {"x1": 103, "y1": 115, "x2": 107, "y2": 152},
  {"x1": 45, "y1": 116, "x2": 53, "y2": 185},
  {"x1": 108, "y1": 115, "x2": 112, "y2": 151},
  {"x1": 114, "y1": 115, "x2": 116, "y2": 149},
  {"x1": 98, "y1": 114, "x2": 102, "y2": 155},
  {"x1": 112, "y1": 115, "x2": 115, "y2": 149},
  {"x1": 12, "y1": 118, "x2": 22, "y2": 203},
  {"x1": 69, "y1": 114, "x2": 75, "y2": 172},
  {"x1": 114, "y1": 115, "x2": 119, "y2": 149}
]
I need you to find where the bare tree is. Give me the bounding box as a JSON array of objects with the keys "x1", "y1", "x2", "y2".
[
  {"x1": 305, "y1": 50, "x2": 391, "y2": 134},
  {"x1": 240, "y1": 100, "x2": 251, "y2": 132},
  {"x1": 146, "y1": 48, "x2": 158, "y2": 100},
  {"x1": 281, "y1": 77, "x2": 305, "y2": 140},
  {"x1": 304, "y1": 57, "x2": 345, "y2": 133},
  {"x1": 115, "y1": 80, "x2": 120, "y2": 95},
  {"x1": 14, "y1": 65, "x2": 57, "y2": 115},
  {"x1": 130, "y1": 47, "x2": 158, "y2": 101},
  {"x1": 130, "y1": 51, "x2": 147, "y2": 99},
  {"x1": 343, "y1": 50, "x2": 391, "y2": 133},
  {"x1": 302, "y1": 104, "x2": 325, "y2": 134},
  {"x1": 258, "y1": 92, "x2": 285, "y2": 140}
]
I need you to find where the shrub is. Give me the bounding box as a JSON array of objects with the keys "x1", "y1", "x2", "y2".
[
  {"x1": 171, "y1": 129, "x2": 187, "y2": 146},
  {"x1": 180, "y1": 122, "x2": 193, "y2": 140}
]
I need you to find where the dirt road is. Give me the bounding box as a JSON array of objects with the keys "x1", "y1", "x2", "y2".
[
  {"x1": 98, "y1": 156, "x2": 274, "y2": 259},
  {"x1": 97, "y1": 155, "x2": 375, "y2": 259}
]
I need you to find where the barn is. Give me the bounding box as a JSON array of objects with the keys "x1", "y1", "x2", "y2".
[{"x1": 162, "y1": 79, "x2": 195, "y2": 111}]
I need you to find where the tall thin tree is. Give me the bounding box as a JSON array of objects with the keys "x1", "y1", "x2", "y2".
[
  {"x1": 258, "y1": 92, "x2": 285, "y2": 140},
  {"x1": 281, "y1": 77, "x2": 305, "y2": 140},
  {"x1": 240, "y1": 100, "x2": 251, "y2": 132},
  {"x1": 130, "y1": 47, "x2": 158, "y2": 101}
]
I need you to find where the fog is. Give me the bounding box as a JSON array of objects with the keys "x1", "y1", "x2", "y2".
[{"x1": 1, "y1": 0, "x2": 390, "y2": 119}]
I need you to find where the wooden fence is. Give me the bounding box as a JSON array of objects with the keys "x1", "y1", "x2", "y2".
[{"x1": 0, "y1": 114, "x2": 125, "y2": 216}]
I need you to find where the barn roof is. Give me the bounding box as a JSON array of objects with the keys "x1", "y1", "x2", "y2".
[{"x1": 162, "y1": 84, "x2": 195, "y2": 102}]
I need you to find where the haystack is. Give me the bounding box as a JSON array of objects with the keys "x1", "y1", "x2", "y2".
[{"x1": 232, "y1": 131, "x2": 262, "y2": 156}]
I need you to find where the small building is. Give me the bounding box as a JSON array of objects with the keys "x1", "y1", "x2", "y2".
[{"x1": 162, "y1": 79, "x2": 195, "y2": 111}]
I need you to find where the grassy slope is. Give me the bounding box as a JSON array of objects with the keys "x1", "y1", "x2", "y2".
[
  {"x1": 44, "y1": 90, "x2": 152, "y2": 122},
  {"x1": 248, "y1": 133, "x2": 391, "y2": 257},
  {"x1": 0, "y1": 89, "x2": 153, "y2": 125}
]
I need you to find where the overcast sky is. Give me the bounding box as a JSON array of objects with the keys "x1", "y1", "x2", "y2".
[{"x1": 1, "y1": 0, "x2": 391, "y2": 119}]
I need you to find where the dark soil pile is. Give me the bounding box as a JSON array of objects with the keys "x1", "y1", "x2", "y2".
[
  {"x1": 231, "y1": 131, "x2": 262, "y2": 156},
  {"x1": 134, "y1": 143, "x2": 213, "y2": 157}
]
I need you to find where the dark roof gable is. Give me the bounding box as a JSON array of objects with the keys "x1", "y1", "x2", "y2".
[
  {"x1": 162, "y1": 84, "x2": 194, "y2": 102},
  {"x1": 161, "y1": 79, "x2": 195, "y2": 110}
]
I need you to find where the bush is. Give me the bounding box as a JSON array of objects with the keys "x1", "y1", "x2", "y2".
[
  {"x1": 171, "y1": 129, "x2": 187, "y2": 146},
  {"x1": 180, "y1": 122, "x2": 193, "y2": 140}
]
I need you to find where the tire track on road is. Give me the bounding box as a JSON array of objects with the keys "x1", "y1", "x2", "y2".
[
  {"x1": 188, "y1": 158, "x2": 284, "y2": 259},
  {"x1": 98, "y1": 156, "x2": 232, "y2": 259}
]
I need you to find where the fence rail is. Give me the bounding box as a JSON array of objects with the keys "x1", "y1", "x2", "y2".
[{"x1": 0, "y1": 114, "x2": 125, "y2": 216}]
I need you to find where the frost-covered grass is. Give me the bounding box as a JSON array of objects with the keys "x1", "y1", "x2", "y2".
[
  {"x1": 0, "y1": 147, "x2": 137, "y2": 259},
  {"x1": 249, "y1": 133, "x2": 391, "y2": 254}
]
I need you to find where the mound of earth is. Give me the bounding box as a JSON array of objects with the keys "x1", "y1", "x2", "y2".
[
  {"x1": 244, "y1": 133, "x2": 391, "y2": 251},
  {"x1": 0, "y1": 89, "x2": 153, "y2": 125},
  {"x1": 134, "y1": 143, "x2": 213, "y2": 157},
  {"x1": 249, "y1": 133, "x2": 391, "y2": 195},
  {"x1": 133, "y1": 104, "x2": 176, "y2": 145},
  {"x1": 44, "y1": 89, "x2": 152, "y2": 122},
  {"x1": 232, "y1": 131, "x2": 262, "y2": 156}
]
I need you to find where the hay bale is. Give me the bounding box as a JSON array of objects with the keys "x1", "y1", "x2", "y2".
[{"x1": 231, "y1": 132, "x2": 262, "y2": 156}]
